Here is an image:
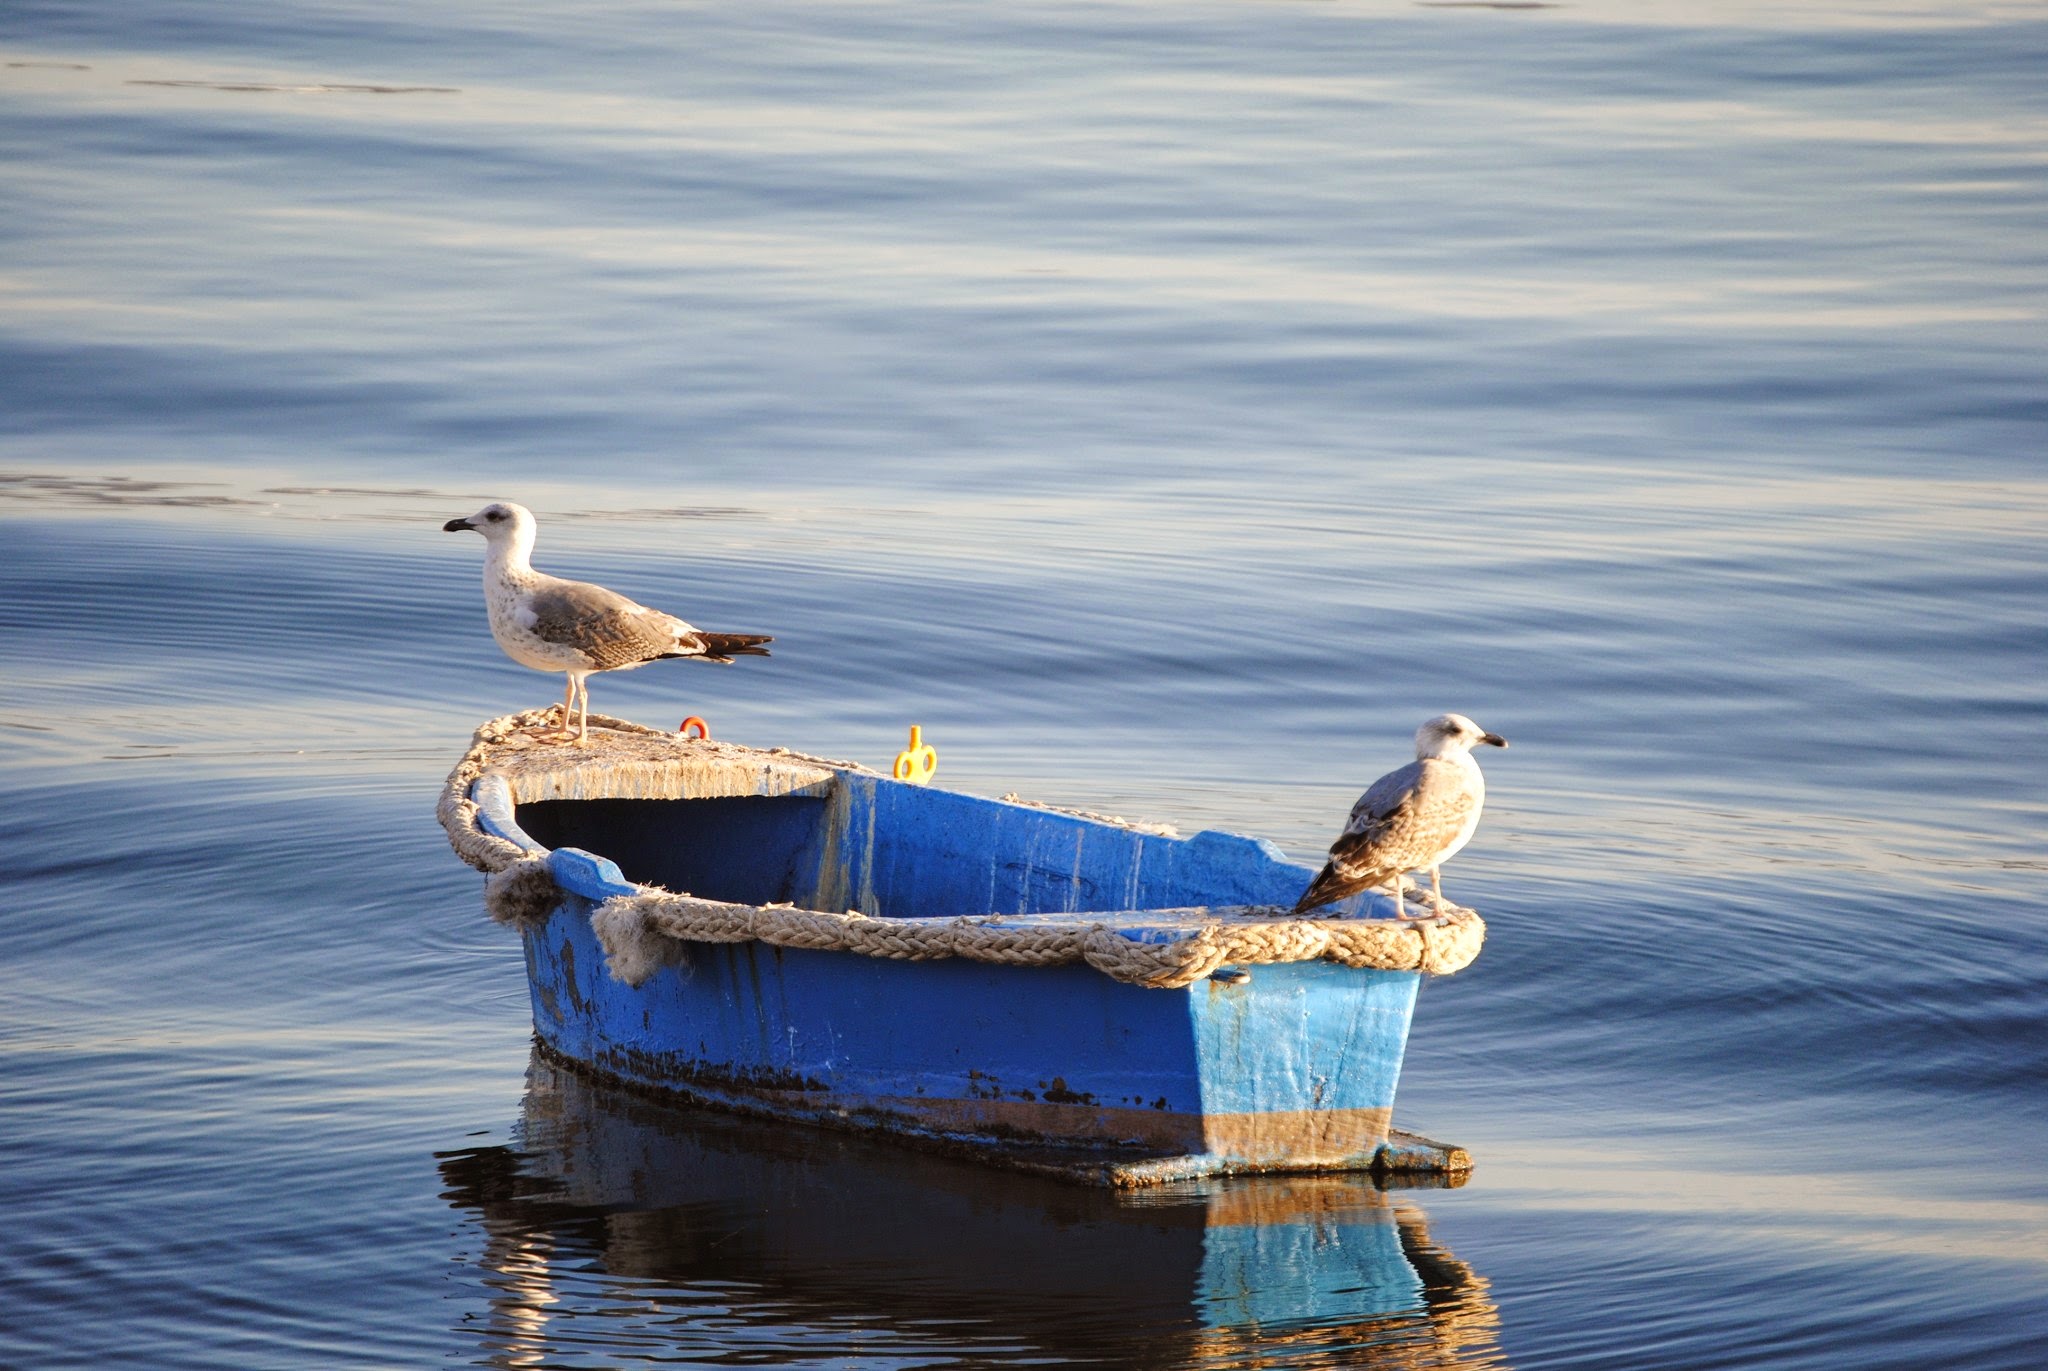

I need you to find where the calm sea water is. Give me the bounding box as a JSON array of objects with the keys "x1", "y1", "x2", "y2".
[{"x1": 3, "y1": 1, "x2": 2044, "y2": 1366}]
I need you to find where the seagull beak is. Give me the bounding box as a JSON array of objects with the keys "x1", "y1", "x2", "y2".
[
  {"x1": 443, "y1": 517, "x2": 476, "y2": 533},
  {"x1": 1480, "y1": 732, "x2": 1507, "y2": 748}
]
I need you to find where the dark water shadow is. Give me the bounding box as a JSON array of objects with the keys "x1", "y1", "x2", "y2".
[
  {"x1": 0, "y1": 471, "x2": 767, "y2": 527},
  {"x1": 439, "y1": 1050, "x2": 1508, "y2": 1368},
  {"x1": 0, "y1": 471, "x2": 268, "y2": 510},
  {"x1": 125, "y1": 79, "x2": 460, "y2": 94}
]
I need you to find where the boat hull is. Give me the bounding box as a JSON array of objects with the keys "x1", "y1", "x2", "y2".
[
  {"x1": 444, "y1": 717, "x2": 1476, "y2": 1184},
  {"x1": 523, "y1": 894, "x2": 1428, "y2": 1184}
]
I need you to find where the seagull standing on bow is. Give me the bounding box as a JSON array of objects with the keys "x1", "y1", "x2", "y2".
[
  {"x1": 1293, "y1": 713, "x2": 1507, "y2": 917},
  {"x1": 443, "y1": 502, "x2": 771, "y2": 745}
]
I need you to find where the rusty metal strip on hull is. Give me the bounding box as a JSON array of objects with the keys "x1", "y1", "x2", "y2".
[{"x1": 536, "y1": 1037, "x2": 1469, "y2": 1188}]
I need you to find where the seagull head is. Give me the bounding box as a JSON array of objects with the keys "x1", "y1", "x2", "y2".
[
  {"x1": 443, "y1": 501, "x2": 536, "y2": 551},
  {"x1": 1415, "y1": 713, "x2": 1507, "y2": 760}
]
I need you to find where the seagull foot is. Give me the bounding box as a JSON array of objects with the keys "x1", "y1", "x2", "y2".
[{"x1": 516, "y1": 707, "x2": 570, "y2": 737}]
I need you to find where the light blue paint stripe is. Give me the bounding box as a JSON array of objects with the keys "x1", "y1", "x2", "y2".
[
  {"x1": 471, "y1": 773, "x2": 535, "y2": 848},
  {"x1": 549, "y1": 847, "x2": 638, "y2": 900},
  {"x1": 470, "y1": 775, "x2": 636, "y2": 900}
]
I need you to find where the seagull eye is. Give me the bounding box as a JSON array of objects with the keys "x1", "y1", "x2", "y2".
[{"x1": 486, "y1": 510, "x2": 504, "y2": 522}]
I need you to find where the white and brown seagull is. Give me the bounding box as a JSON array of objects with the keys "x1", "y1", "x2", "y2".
[
  {"x1": 444, "y1": 501, "x2": 771, "y2": 745},
  {"x1": 1293, "y1": 713, "x2": 1507, "y2": 917}
]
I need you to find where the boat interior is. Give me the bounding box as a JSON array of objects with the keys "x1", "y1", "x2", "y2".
[
  {"x1": 517, "y1": 794, "x2": 832, "y2": 908},
  {"x1": 509, "y1": 770, "x2": 1310, "y2": 920}
]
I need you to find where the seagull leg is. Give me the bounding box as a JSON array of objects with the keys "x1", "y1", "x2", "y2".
[
  {"x1": 1429, "y1": 866, "x2": 1447, "y2": 917},
  {"x1": 532, "y1": 678, "x2": 578, "y2": 741},
  {"x1": 572, "y1": 677, "x2": 591, "y2": 746},
  {"x1": 521, "y1": 679, "x2": 576, "y2": 740}
]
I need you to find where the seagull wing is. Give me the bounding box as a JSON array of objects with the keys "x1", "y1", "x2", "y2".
[
  {"x1": 1333, "y1": 758, "x2": 1480, "y2": 873},
  {"x1": 1292, "y1": 759, "x2": 1479, "y2": 913},
  {"x1": 525, "y1": 579, "x2": 700, "y2": 671}
]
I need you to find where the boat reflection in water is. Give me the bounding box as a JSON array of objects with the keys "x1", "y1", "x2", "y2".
[{"x1": 440, "y1": 1053, "x2": 1508, "y2": 1369}]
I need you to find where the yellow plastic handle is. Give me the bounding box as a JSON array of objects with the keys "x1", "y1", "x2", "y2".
[{"x1": 893, "y1": 725, "x2": 938, "y2": 785}]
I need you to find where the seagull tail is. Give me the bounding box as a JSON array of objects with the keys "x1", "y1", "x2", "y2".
[
  {"x1": 1291, "y1": 862, "x2": 1378, "y2": 917},
  {"x1": 685, "y1": 631, "x2": 774, "y2": 664}
]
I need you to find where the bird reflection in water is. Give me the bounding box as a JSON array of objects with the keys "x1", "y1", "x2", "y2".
[{"x1": 439, "y1": 1052, "x2": 1508, "y2": 1369}]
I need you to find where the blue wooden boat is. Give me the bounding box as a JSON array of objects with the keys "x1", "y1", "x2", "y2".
[
  {"x1": 439, "y1": 712, "x2": 1484, "y2": 1186},
  {"x1": 439, "y1": 1050, "x2": 1501, "y2": 1364}
]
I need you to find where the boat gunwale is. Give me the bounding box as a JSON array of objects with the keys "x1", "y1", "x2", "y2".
[{"x1": 440, "y1": 710, "x2": 1486, "y2": 984}]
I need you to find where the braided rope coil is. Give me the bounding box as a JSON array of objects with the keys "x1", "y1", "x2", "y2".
[{"x1": 440, "y1": 711, "x2": 1486, "y2": 991}]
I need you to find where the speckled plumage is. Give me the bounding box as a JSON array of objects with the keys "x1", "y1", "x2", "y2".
[
  {"x1": 446, "y1": 502, "x2": 770, "y2": 743},
  {"x1": 1294, "y1": 714, "x2": 1506, "y2": 916}
]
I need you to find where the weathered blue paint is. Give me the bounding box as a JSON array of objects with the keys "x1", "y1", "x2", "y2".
[
  {"x1": 470, "y1": 771, "x2": 521, "y2": 845},
  {"x1": 525, "y1": 900, "x2": 1418, "y2": 1159},
  {"x1": 509, "y1": 771, "x2": 1398, "y2": 924},
  {"x1": 482, "y1": 764, "x2": 1452, "y2": 1182},
  {"x1": 803, "y1": 772, "x2": 1332, "y2": 919}
]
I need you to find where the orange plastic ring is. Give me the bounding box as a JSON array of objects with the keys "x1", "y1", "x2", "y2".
[{"x1": 679, "y1": 716, "x2": 711, "y2": 740}]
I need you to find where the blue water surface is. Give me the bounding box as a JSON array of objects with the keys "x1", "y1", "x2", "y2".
[{"x1": 3, "y1": 1, "x2": 2044, "y2": 1366}]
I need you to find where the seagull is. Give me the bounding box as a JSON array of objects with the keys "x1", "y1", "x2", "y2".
[
  {"x1": 443, "y1": 501, "x2": 771, "y2": 745},
  {"x1": 1293, "y1": 713, "x2": 1507, "y2": 917}
]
